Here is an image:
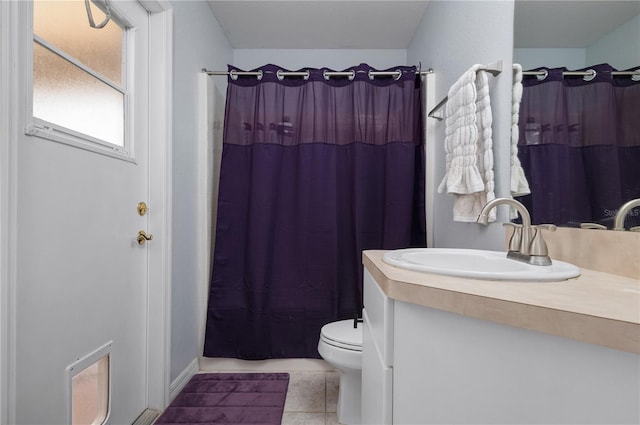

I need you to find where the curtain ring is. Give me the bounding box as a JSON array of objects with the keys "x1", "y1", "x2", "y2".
[
  {"x1": 257, "y1": 70, "x2": 263, "y2": 81},
  {"x1": 303, "y1": 70, "x2": 310, "y2": 80},
  {"x1": 536, "y1": 69, "x2": 548, "y2": 81},
  {"x1": 583, "y1": 69, "x2": 597, "y2": 82},
  {"x1": 368, "y1": 69, "x2": 403, "y2": 80},
  {"x1": 229, "y1": 70, "x2": 238, "y2": 81},
  {"x1": 276, "y1": 70, "x2": 285, "y2": 81},
  {"x1": 632, "y1": 69, "x2": 640, "y2": 82},
  {"x1": 85, "y1": 0, "x2": 111, "y2": 29},
  {"x1": 323, "y1": 70, "x2": 355, "y2": 80}
]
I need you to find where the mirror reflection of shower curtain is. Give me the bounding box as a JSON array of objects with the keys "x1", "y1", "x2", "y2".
[
  {"x1": 203, "y1": 63, "x2": 426, "y2": 359},
  {"x1": 516, "y1": 63, "x2": 640, "y2": 228}
]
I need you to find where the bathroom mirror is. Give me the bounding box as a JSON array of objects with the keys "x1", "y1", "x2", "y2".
[{"x1": 512, "y1": 1, "x2": 640, "y2": 230}]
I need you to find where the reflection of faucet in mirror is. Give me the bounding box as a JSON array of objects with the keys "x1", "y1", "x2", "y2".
[
  {"x1": 477, "y1": 198, "x2": 556, "y2": 266},
  {"x1": 579, "y1": 222, "x2": 607, "y2": 230},
  {"x1": 613, "y1": 198, "x2": 640, "y2": 231}
]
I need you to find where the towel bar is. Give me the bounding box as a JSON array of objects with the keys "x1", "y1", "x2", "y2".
[{"x1": 428, "y1": 60, "x2": 503, "y2": 121}]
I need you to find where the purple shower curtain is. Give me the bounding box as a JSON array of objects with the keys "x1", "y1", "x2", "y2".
[
  {"x1": 516, "y1": 63, "x2": 640, "y2": 228},
  {"x1": 203, "y1": 63, "x2": 425, "y2": 359}
]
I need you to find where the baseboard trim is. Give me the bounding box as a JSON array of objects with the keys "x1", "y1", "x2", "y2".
[
  {"x1": 132, "y1": 408, "x2": 160, "y2": 425},
  {"x1": 169, "y1": 358, "x2": 199, "y2": 401}
]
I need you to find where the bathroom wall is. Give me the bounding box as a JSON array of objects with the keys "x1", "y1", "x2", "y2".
[
  {"x1": 514, "y1": 13, "x2": 640, "y2": 71},
  {"x1": 514, "y1": 48, "x2": 586, "y2": 70},
  {"x1": 170, "y1": 0, "x2": 232, "y2": 384},
  {"x1": 587, "y1": 13, "x2": 640, "y2": 69},
  {"x1": 407, "y1": 0, "x2": 515, "y2": 251}
]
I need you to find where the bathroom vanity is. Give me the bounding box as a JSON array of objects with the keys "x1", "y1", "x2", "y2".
[{"x1": 361, "y1": 250, "x2": 640, "y2": 424}]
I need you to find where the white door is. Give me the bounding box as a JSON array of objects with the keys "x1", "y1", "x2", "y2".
[{"x1": 14, "y1": 1, "x2": 153, "y2": 423}]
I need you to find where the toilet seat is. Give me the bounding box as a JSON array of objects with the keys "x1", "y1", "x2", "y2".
[{"x1": 320, "y1": 319, "x2": 363, "y2": 352}]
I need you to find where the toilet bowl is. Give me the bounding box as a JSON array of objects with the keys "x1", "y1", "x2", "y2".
[{"x1": 318, "y1": 319, "x2": 363, "y2": 425}]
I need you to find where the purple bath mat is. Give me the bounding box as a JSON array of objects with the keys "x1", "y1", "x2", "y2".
[{"x1": 154, "y1": 372, "x2": 290, "y2": 425}]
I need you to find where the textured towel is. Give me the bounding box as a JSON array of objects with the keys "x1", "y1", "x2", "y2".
[
  {"x1": 510, "y1": 64, "x2": 531, "y2": 219},
  {"x1": 510, "y1": 64, "x2": 530, "y2": 196},
  {"x1": 438, "y1": 65, "x2": 496, "y2": 222}
]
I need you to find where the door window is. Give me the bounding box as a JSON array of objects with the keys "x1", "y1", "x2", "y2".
[{"x1": 30, "y1": 0, "x2": 130, "y2": 156}]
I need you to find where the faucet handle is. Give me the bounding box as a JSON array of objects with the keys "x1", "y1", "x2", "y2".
[
  {"x1": 529, "y1": 224, "x2": 557, "y2": 256},
  {"x1": 533, "y1": 223, "x2": 557, "y2": 232},
  {"x1": 503, "y1": 223, "x2": 523, "y2": 252}
]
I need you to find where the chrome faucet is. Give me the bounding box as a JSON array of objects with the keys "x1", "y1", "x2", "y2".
[
  {"x1": 477, "y1": 198, "x2": 556, "y2": 266},
  {"x1": 613, "y1": 198, "x2": 640, "y2": 231}
]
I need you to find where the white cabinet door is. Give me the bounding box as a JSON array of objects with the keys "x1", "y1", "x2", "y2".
[
  {"x1": 362, "y1": 271, "x2": 394, "y2": 425},
  {"x1": 361, "y1": 308, "x2": 393, "y2": 425},
  {"x1": 363, "y1": 270, "x2": 394, "y2": 365},
  {"x1": 393, "y1": 300, "x2": 640, "y2": 424}
]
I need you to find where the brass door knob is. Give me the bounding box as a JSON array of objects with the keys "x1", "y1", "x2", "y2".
[{"x1": 137, "y1": 230, "x2": 153, "y2": 245}]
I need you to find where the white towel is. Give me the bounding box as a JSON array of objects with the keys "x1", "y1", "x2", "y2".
[
  {"x1": 437, "y1": 65, "x2": 496, "y2": 222},
  {"x1": 511, "y1": 64, "x2": 530, "y2": 197},
  {"x1": 510, "y1": 64, "x2": 531, "y2": 219}
]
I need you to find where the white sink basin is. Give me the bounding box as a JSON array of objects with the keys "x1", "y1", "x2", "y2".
[{"x1": 382, "y1": 248, "x2": 581, "y2": 281}]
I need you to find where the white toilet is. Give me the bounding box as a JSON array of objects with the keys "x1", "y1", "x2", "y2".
[{"x1": 318, "y1": 319, "x2": 363, "y2": 425}]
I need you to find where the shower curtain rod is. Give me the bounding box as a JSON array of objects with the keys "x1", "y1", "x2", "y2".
[{"x1": 202, "y1": 67, "x2": 434, "y2": 78}]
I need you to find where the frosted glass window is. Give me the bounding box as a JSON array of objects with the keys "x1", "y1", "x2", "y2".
[
  {"x1": 32, "y1": 0, "x2": 126, "y2": 148},
  {"x1": 33, "y1": 0, "x2": 122, "y2": 85},
  {"x1": 33, "y1": 43, "x2": 124, "y2": 146}
]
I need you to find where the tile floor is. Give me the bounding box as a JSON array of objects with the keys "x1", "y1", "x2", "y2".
[{"x1": 281, "y1": 371, "x2": 343, "y2": 425}]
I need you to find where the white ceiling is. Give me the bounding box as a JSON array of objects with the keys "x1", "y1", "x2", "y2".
[
  {"x1": 206, "y1": 0, "x2": 640, "y2": 50},
  {"x1": 206, "y1": 1, "x2": 431, "y2": 49}
]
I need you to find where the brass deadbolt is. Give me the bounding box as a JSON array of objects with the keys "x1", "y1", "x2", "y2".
[{"x1": 137, "y1": 202, "x2": 148, "y2": 216}]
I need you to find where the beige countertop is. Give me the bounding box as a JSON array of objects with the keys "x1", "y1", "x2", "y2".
[{"x1": 363, "y1": 250, "x2": 640, "y2": 354}]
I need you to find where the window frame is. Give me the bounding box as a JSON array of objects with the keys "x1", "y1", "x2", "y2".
[{"x1": 26, "y1": 0, "x2": 137, "y2": 162}]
